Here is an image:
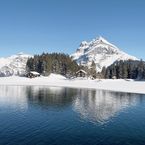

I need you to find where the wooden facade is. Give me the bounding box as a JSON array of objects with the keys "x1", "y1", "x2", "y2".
[
  {"x1": 76, "y1": 69, "x2": 87, "y2": 77},
  {"x1": 26, "y1": 71, "x2": 40, "y2": 78}
]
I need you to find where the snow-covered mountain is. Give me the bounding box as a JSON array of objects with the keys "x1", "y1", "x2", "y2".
[
  {"x1": 0, "y1": 53, "x2": 32, "y2": 77},
  {"x1": 71, "y1": 36, "x2": 138, "y2": 72}
]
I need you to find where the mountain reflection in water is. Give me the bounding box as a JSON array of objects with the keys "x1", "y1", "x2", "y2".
[
  {"x1": 73, "y1": 89, "x2": 143, "y2": 124},
  {"x1": 0, "y1": 86, "x2": 143, "y2": 124}
]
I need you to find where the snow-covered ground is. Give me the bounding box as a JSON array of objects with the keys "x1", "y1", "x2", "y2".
[{"x1": 0, "y1": 74, "x2": 145, "y2": 94}]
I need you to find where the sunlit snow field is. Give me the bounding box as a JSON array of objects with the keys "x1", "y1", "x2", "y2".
[{"x1": 0, "y1": 74, "x2": 145, "y2": 94}]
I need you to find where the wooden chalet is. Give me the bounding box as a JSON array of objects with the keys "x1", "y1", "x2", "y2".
[
  {"x1": 76, "y1": 69, "x2": 87, "y2": 77},
  {"x1": 26, "y1": 71, "x2": 40, "y2": 78}
]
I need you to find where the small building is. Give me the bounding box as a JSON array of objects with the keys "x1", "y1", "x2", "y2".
[
  {"x1": 76, "y1": 69, "x2": 87, "y2": 77},
  {"x1": 112, "y1": 76, "x2": 117, "y2": 79},
  {"x1": 26, "y1": 71, "x2": 40, "y2": 78}
]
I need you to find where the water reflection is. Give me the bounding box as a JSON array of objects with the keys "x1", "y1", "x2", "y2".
[
  {"x1": 0, "y1": 86, "x2": 144, "y2": 123},
  {"x1": 73, "y1": 89, "x2": 143, "y2": 124},
  {"x1": 26, "y1": 86, "x2": 76, "y2": 108},
  {"x1": 0, "y1": 86, "x2": 28, "y2": 111}
]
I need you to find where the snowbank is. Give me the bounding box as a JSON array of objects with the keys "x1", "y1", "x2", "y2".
[{"x1": 0, "y1": 74, "x2": 145, "y2": 94}]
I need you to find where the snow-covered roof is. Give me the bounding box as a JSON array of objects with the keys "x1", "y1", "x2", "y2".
[
  {"x1": 76, "y1": 69, "x2": 87, "y2": 74},
  {"x1": 30, "y1": 71, "x2": 40, "y2": 75}
]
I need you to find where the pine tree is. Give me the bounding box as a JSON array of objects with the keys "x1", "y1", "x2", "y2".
[
  {"x1": 101, "y1": 67, "x2": 106, "y2": 78},
  {"x1": 122, "y1": 63, "x2": 128, "y2": 79},
  {"x1": 90, "y1": 61, "x2": 97, "y2": 78},
  {"x1": 137, "y1": 59, "x2": 144, "y2": 79}
]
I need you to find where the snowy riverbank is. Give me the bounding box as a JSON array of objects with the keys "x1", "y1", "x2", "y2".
[{"x1": 0, "y1": 74, "x2": 145, "y2": 94}]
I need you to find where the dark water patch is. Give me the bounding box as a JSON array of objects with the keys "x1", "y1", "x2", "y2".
[{"x1": 0, "y1": 86, "x2": 145, "y2": 145}]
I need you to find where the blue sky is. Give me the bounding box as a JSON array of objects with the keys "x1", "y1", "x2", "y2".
[{"x1": 0, "y1": 0, "x2": 145, "y2": 59}]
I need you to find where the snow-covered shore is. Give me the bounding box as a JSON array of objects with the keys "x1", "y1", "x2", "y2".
[{"x1": 0, "y1": 74, "x2": 145, "y2": 94}]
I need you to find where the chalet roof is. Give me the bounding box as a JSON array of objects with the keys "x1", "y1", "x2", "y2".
[
  {"x1": 29, "y1": 71, "x2": 40, "y2": 75},
  {"x1": 76, "y1": 69, "x2": 87, "y2": 74}
]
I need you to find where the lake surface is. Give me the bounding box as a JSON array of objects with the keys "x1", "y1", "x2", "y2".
[{"x1": 0, "y1": 86, "x2": 145, "y2": 145}]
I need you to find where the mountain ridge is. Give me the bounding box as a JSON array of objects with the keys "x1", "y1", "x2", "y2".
[
  {"x1": 71, "y1": 36, "x2": 138, "y2": 72},
  {"x1": 0, "y1": 36, "x2": 139, "y2": 76},
  {"x1": 0, "y1": 53, "x2": 32, "y2": 77}
]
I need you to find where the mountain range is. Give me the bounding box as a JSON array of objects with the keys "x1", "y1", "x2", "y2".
[{"x1": 0, "y1": 36, "x2": 138, "y2": 76}]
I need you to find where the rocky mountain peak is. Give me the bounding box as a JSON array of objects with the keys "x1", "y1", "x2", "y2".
[{"x1": 71, "y1": 36, "x2": 138, "y2": 72}]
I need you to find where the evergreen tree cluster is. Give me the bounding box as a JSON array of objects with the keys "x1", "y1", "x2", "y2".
[
  {"x1": 102, "y1": 60, "x2": 145, "y2": 79},
  {"x1": 26, "y1": 53, "x2": 79, "y2": 77}
]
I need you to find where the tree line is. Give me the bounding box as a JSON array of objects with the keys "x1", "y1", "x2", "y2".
[
  {"x1": 26, "y1": 53, "x2": 145, "y2": 80},
  {"x1": 101, "y1": 60, "x2": 145, "y2": 79},
  {"x1": 26, "y1": 53, "x2": 79, "y2": 77}
]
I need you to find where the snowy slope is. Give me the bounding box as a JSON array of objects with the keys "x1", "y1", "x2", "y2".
[
  {"x1": 0, "y1": 53, "x2": 32, "y2": 76},
  {"x1": 71, "y1": 36, "x2": 138, "y2": 72}
]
